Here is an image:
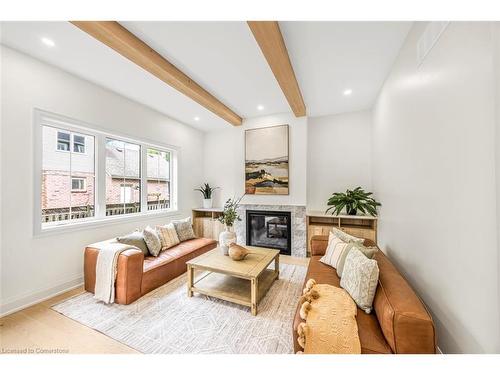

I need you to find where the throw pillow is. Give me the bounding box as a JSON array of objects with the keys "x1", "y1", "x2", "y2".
[
  {"x1": 173, "y1": 217, "x2": 196, "y2": 242},
  {"x1": 335, "y1": 242, "x2": 378, "y2": 278},
  {"x1": 340, "y1": 248, "x2": 379, "y2": 314},
  {"x1": 116, "y1": 231, "x2": 149, "y2": 255},
  {"x1": 143, "y1": 226, "x2": 162, "y2": 257},
  {"x1": 319, "y1": 232, "x2": 350, "y2": 269},
  {"x1": 330, "y1": 227, "x2": 364, "y2": 244},
  {"x1": 156, "y1": 223, "x2": 180, "y2": 250}
]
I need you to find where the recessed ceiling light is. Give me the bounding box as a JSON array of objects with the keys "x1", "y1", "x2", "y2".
[
  {"x1": 41, "y1": 37, "x2": 55, "y2": 47},
  {"x1": 194, "y1": 116, "x2": 200, "y2": 121},
  {"x1": 343, "y1": 89, "x2": 353, "y2": 96},
  {"x1": 257, "y1": 105, "x2": 265, "y2": 111}
]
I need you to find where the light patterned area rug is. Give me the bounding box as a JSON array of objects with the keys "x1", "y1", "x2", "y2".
[{"x1": 52, "y1": 263, "x2": 306, "y2": 354}]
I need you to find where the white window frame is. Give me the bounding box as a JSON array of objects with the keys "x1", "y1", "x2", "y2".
[
  {"x1": 56, "y1": 131, "x2": 87, "y2": 154},
  {"x1": 71, "y1": 177, "x2": 87, "y2": 192},
  {"x1": 34, "y1": 109, "x2": 179, "y2": 236}
]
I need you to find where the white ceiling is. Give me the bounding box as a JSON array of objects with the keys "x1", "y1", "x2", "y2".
[
  {"x1": 281, "y1": 22, "x2": 412, "y2": 117},
  {"x1": 0, "y1": 21, "x2": 412, "y2": 132}
]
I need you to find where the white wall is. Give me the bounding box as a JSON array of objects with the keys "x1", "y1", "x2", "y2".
[
  {"x1": 372, "y1": 22, "x2": 499, "y2": 353},
  {"x1": 203, "y1": 113, "x2": 307, "y2": 207},
  {"x1": 0, "y1": 46, "x2": 205, "y2": 315},
  {"x1": 307, "y1": 111, "x2": 372, "y2": 211},
  {"x1": 494, "y1": 22, "x2": 500, "y2": 346}
]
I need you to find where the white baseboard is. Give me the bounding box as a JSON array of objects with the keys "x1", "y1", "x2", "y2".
[{"x1": 0, "y1": 276, "x2": 83, "y2": 318}]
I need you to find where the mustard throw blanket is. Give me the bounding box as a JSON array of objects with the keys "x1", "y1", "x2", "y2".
[{"x1": 297, "y1": 279, "x2": 361, "y2": 354}]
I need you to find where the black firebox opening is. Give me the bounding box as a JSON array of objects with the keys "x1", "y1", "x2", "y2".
[{"x1": 246, "y1": 210, "x2": 291, "y2": 255}]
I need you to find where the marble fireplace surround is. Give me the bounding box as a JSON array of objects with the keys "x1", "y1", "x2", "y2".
[{"x1": 235, "y1": 204, "x2": 307, "y2": 258}]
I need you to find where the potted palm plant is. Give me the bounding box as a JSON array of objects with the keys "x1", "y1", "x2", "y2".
[
  {"x1": 326, "y1": 187, "x2": 381, "y2": 216},
  {"x1": 194, "y1": 183, "x2": 219, "y2": 209},
  {"x1": 217, "y1": 196, "x2": 243, "y2": 255}
]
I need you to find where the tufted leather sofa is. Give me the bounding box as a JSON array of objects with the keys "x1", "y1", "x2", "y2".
[
  {"x1": 84, "y1": 237, "x2": 217, "y2": 304},
  {"x1": 293, "y1": 235, "x2": 437, "y2": 354}
]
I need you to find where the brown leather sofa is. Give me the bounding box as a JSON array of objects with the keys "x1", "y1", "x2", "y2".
[
  {"x1": 293, "y1": 235, "x2": 436, "y2": 354},
  {"x1": 84, "y1": 237, "x2": 217, "y2": 304}
]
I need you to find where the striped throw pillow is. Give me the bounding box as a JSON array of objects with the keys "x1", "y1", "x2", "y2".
[
  {"x1": 156, "y1": 223, "x2": 180, "y2": 250},
  {"x1": 319, "y1": 232, "x2": 350, "y2": 269}
]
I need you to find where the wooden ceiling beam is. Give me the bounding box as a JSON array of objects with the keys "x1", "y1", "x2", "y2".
[
  {"x1": 247, "y1": 21, "x2": 306, "y2": 117},
  {"x1": 71, "y1": 21, "x2": 242, "y2": 126}
]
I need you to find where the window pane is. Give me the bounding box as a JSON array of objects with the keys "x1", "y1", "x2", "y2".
[
  {"x1": 73, "y1": 134, "x2": 85, "y2": 153},
  {"x1": 43, "y1": 126, "x2": 95, "y2": 224},
  {"x1": 72, "y1": 178, "x2": 85, "y2": 191},
  {"x1": 106, "y1": 139, "x2": 141, "y2": 216},
  {"x1": 58, "y1": 131, "x2": 70, "y2": 141},
  {"x1": 147, "y1": 148, "x2": 170, "y2": 211},
  {"x1": 57, "y1": 131, "x2": 70, "y2": 151}
]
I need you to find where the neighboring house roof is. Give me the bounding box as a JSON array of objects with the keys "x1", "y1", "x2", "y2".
[{"x1": 106, "y1": 146, "x2": 170, "y2": 180}]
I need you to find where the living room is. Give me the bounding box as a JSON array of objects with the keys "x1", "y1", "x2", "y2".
[{"x1": 1, "y1": 0, "x2": 500, "y2": 372}]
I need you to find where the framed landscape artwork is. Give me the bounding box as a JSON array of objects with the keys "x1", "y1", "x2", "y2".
[{"x1": 245, "y1": 124, "x2": 289, "y2": 195}]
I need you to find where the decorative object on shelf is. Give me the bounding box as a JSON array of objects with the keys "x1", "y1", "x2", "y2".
[
  {"x1": 325, "y1": 187, "x2": 381, "y2": 216},
  {"x1": 218, "y1": 196, "x2": 243, "y2": 255},
  {"x1": 245, "y1": 124, "x2": 289, "y2": 195},
  {"x1": 228, "y1": 243, "x2": 250, "y2": 261},
  {"x1": 194, "y1": 183, "x2": 219, "y2": 209}
]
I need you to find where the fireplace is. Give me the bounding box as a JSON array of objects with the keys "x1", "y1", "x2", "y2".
[{"x1": 246, "y1": 210, "x2": 291, "y2": 255}]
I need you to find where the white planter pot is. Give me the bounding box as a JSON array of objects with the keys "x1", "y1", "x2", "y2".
[
  {"x1": 202, "y1": 198, "x2": 213, "y2": 209},
  {"x1": 219, "y1": 226, "x2": 236, "y2": 256}
]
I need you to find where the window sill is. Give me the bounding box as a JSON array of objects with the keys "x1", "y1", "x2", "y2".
[{"x1": 34, "y1": 209, "x2": 180, "y2": 238}]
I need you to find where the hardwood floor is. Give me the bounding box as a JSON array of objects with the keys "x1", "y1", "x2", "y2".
[{"x1": 0, "y1": 255, "x2": 308, "y2": 354}]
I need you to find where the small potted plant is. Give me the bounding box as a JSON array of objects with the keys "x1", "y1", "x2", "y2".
[
  {"x1": 218, "y1": 196, "x2": 243, "y2": 255},
  {"x1": 326, "y1": 187, "x2": 381, "y2": 216},
  {"x1": 195, "y1": 183, "x2": 219, "y2": 209}
]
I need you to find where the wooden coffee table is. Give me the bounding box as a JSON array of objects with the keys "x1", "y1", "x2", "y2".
[{"x1": 186, "y1": 246, "x2": 280, "y2": 316}]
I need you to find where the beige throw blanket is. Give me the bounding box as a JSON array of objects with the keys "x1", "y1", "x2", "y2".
[
  {"x1": 297, "y1": 279, "x2": 361, "y2": 354},
  {"x1": 94, "y1": 242, "x2": 135, "y2": 304}
]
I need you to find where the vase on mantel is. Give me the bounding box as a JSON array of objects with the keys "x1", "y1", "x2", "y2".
[{"x1": 219, "y1": 225, "x2": 237, "y2": 256}]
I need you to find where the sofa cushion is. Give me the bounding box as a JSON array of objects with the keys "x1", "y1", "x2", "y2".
[
  {"x1": 373, "y1": 251, "x2": 436, "y2": 353},
  {"x1": 143, "y1": 250, "x2": 176, "y2": 272},
  {"x1": 173, "y1": 217, "x2": 196, "y2": 242},
  {"x1": 340, "y1": 248, "x2": 379, "y2": 314},
  {"x1": 143, "y1": 226, "x2": 162, "y2": 257},
  {"x1": 319, "y1": 232, "x2": 350, "y2": 269},
  {"x1": 330, "y1": 227, "x2": 365, "y2": 244},
  {"x1": 141, "y1": 237, "x2": 217, "y2": 295},
  {"x1": 156, "y1": 223, "x2": 180, "y2": 250},
  {"x1": 116, "y1": 231, "x2": 149, "y2": 255},
  {"x1": 336, "y1": 242, "x2": 378, "y2": 278},
  {"x1": 307, "y1": 256, "x2": 342, "y2": 286}
]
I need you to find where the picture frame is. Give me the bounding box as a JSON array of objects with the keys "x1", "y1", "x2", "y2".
[{"x1": 244, "y1": 124, "x2": 289, "y2": 195}]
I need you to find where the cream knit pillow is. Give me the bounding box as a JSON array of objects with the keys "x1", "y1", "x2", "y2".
[
  {"x1": 330, "y1": 227, "x2": 365, "y2": 244},
  {"x1": 340, "y1": 248, "x2": 379, "y2": 314},
  {"x1": 156, "y1": 223, "x2": 180, "y2": 250},
  {"x1": 335, "y1": 242, "x2": 378, "y2": 278},
  {"x1": 143, "y1": 226, "x2": 162, "y2": 257},
  {"x1": 319, "y1": 232, "x2": 350, "y2": 269}
]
